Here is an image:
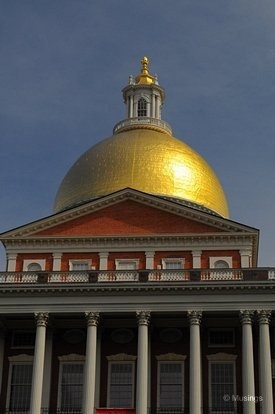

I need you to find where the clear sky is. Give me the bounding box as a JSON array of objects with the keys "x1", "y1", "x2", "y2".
[{"x1": 0, "y1": 0, "x2": 274, "y2": 269}]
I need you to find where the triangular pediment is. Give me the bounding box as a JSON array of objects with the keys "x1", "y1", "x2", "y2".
[{"x1": 0, "y1": 189, "x2": 258, "y2": 239}]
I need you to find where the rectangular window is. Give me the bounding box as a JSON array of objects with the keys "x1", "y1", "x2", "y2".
[
  {"x1": 8, "y1": 364, "x2": 33, "y2": 412},
  {"x1": 158, "y1": 362, "x2": 184, "y2": 410},
  {"x1": 108, "y1": 362, "x2": 134, "y2": 408},
  {"x1": 115, "y1": 260, "x2": 138, "y2": 270},
  {"x1": 59, "y1": 363, "x2": 84, "y2": 413},
  {"x1": 70, "y1": 261, "x2": 90, "y2": 271},
  {"x1": 162, "y1": 259, "x2": 184, "y2": 270},
  {"x1": 208, "y1": 329, "x2": 235, "y2": 347},
  {"x1": 209, "y1": 362, "x2": 235, "y2": 413}
]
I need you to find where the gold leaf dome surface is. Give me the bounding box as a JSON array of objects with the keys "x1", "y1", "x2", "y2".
[{"x1": 54, "y1": 129, "x2": 229, "y2": 217}]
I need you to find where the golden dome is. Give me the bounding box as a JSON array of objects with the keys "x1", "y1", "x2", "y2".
[{"x1": 54, "y1": 128, "x2": 229, "y2": 217}]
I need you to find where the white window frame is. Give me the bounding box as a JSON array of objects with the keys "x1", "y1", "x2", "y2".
[
  {"x1": 208, "y1": 328, "x2": 235, "y2": 348},
  {"x1": 6, "y1": 355, "x2": 34, "y2": 412},
  {"x1": 23, "y1": 259, "x2": 45, "y2": 271},
  {"x1": 157, "y1": 360, "x2": 185, "y2": 411},
  {"x1": 57, "y1": 355, "x2": 85, "y2": 413},
  {"x1": 115, "y1": 259, "x2": 139, "y2": 270},
  {"x1": 107, "y1": 360, "x2": 135, "y2": 408},
  {"x1": 208, "y1": 358, "x2": 237, "y2": 414},
  {"x1": 209, "y1": 257, "x2": 232, "y2": 269},
  {"x1": 161, "y1": 258, "x2": 184, "y2": 269},
  {"x1": 69, "y1": 260, "x2": 92, "y2": 271}
]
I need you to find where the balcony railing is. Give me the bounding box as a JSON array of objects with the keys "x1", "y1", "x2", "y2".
[{"x1": 0, "y1": 268, "x2": 274, "y2": 285}]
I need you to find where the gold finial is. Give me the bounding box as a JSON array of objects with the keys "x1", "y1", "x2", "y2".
[
  {"x1": 135, "y1": 56, "x2": 155, "y2": 85},
  {"x1": 141, "y1": 56, "x2": 149, "y2": 74}
]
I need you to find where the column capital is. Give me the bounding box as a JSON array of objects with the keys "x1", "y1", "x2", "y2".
[
  {"x1": 191, "y1": 250, "x2": 202, "y2": 256},
  {"x1": 7, "y1": 253, "x2": 17, "y2": 260},
  {"x1": 85, "y1": 312, "x2": 100, "y2": 327},
  {"x1": 187, "y1": 310, "x2": 202, "y2": 325},
  {"x1": 239, "y1": 310, "x2": 254, "y2": 325},
  {"x1": 52, "y1": 252, "x2": 62, "y2": 259},
  {"x1": 145, "y1": 251, "x2": 155, "y2": 258},
  {"x1": 34, "y1": 313, "x2": 49, "y2": 327},
  {"x1": 257, "y1": 310, "x2": 271, "y2": 325},
  {"x1": 99, "y1": 252, "x2": 109, "y2": 258},
  {"x1": 136, "y1": 311, "x2": 150, "y2": 326}
]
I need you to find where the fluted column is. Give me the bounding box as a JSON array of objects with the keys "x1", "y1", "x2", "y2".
[
  {"x1": 83, "y1": 312, "x2": 99, "y2": 414},
  {"x1": 188, "y1": 310, "x2": 202, "y2": 414},
  {"x1": 257, "y1": 310, "x2": 273, "y2": 414},
  {"x1": 30, "y1": 312, "x2": 48, "y2": 414},
  {"x1": 136, "y1": 311, "x2": 150, "y2": 414},
  {"x1": 239, "y1": 310, "x2": 255, "y2": 414}
]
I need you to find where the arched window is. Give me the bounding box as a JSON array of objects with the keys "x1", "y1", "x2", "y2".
[
  {"x1": 214, "y1": 260, "x2": 230, "y2": 269},
  {"x1": 27, "y1": 262, "x2": 42, "y2": 272},
  {"x1": 137, "y1": 98, "x2": 147, "y2": 117}
]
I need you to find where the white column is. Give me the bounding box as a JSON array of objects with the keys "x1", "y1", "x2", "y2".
[
  {"x1": 0, "y1": 330, "x2": 5, "y2": 395},
  {"x1": 30, "y1": 312, "x2": 48, "y2": 414},
  {"x1": 99, "y1": 252, "x2": 108, "y2": 270},
  {"x1": 145, "y1": 251, "x2": 155, "y2": 269},
  {"x1": 240, "y1": 310, "x2": 256, "y2": 414},
  {"x1": 95, "y1": 327, "x2": 102, "y2": 407},
  {"x1": 257, "y1": 310, "x2": 273, "y2": 414},
  {"x1": 240, "y1": 250, "x2": 251, "y2": 268},
  {"x1": 129, "y1": 95, "x2": 134, "y2": 118},
  {"x1": 136, "y1": 311, "x2": 150, "y2": 414},
  {"x1": 188, "y1": 310, "x2": 202, "y2": 414},
  {"x1": 83, "y1": 312, "x2": 99, "y2": 414},
  {"x1": 41, "y1": 329, "x2": 53, "y2": 409},
  {"x1": 52, "y1": 252, "x2": 62, "y2": 271},
  {"x1": 7, "y1": 253, "x2": 17, "y2": 271},
  {"x1": 192, "y1": 250, "x2": 202, "y2": 268},
  {"x1": 156, "y1": 96, "x2": 161, "y2": 119},
  {"x1": 151, "y1": 92, "x2": 155, "y2": 117}
]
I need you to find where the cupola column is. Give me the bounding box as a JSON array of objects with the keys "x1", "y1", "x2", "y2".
[
  {"x1": 83, "y1": 312, "x2": 100, "y2": 414},
  {"x1": 129, "y1": 94, "x2": 134, "y2": 118},
  {"x1": 240, "y1": 310, "x2": 256, "y2": 414},
  {"x1": 30, "y1": 312, "x2": 49, "y2": 414},
  {"x1": 156, "y1": 95, "x2": 161, "y2": 119},
  {"x1": 257, "y1": 310, "x2": 273, "y2": 414},
  {"x1": 188, "y1": 310, "x2": 202, "y2": 414},
  {"x1": 151, "y1": 91, "x2": 155, "y2": 117},
  {"x1": 136, "y1": 311, "x2": 150, "y2": 414}
]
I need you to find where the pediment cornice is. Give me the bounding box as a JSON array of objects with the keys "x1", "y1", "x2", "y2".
[{"x1": 0, "y1": 189, "x2": 258, "y2": 239}]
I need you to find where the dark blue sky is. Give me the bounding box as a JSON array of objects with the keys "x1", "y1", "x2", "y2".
[{"x1": 0, "y1": 0, "x2": 274, "y2": 268}]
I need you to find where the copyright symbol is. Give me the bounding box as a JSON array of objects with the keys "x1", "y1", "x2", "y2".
[{"x1": 223, "y1": 394, "x2": 230, "y2": 402}]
